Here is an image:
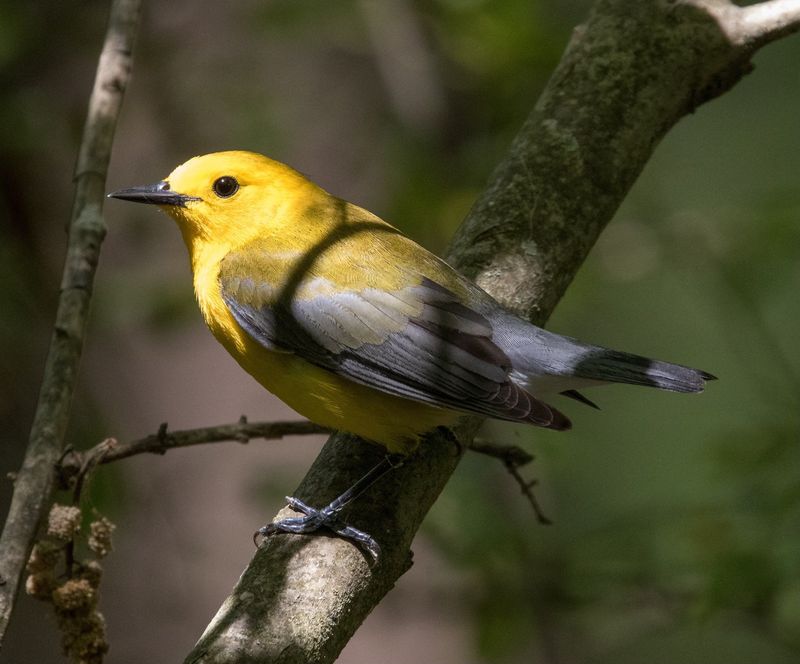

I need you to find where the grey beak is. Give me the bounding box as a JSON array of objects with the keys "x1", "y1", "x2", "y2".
[{"x1": 107, "y1": 181, "x2": 200, "y2": 207}]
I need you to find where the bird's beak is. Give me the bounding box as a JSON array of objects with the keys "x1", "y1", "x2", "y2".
[{"x1": 107, "y1": 181, "x2": 200, "y2": 207}]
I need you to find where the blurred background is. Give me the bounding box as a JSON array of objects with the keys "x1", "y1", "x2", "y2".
[{"x1": 2, "y1": 0, "x2": 799, "y2": 662}]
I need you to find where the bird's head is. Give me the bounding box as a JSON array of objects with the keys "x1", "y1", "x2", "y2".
[{"x1": 109, "y1": 151, "x2": 325, "y2": 249}]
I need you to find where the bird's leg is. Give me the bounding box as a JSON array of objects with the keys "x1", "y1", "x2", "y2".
[{"x1": 255, "y1": 455, "x2": 403, "y2": 561}]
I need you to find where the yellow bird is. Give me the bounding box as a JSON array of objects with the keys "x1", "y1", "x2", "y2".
[{"x1": 110, "y1": 151, "x2": 713, "y2": 558}]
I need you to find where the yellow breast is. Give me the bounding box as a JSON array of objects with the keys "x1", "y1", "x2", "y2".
[{"x1": 190, "y1": 244, "x2": 456, "y2": 454}]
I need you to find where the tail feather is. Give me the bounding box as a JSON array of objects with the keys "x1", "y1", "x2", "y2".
[
  {"x1": 571, "y1": 349, "x2": 714, "y2": 393},
  {"x1": 561, "y1": 389, "x2": 601, "y2": 410}
]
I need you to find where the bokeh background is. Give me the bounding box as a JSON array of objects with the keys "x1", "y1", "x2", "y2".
[{"x1": 2, "y1": 1, "x2": 799, "y2": 662}]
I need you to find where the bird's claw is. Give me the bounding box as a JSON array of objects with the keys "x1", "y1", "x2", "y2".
[{"x1": 254, "y1": 495, "x2": 381, "y2": 562}]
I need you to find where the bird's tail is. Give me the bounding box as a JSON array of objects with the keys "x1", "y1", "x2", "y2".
[{"x1": 569, "y1": 347, "x2": 715, "y2": 393}]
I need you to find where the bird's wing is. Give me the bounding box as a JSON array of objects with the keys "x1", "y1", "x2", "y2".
[{"x1": 218, "y1": 246, "x2": 569, "y2": 430}]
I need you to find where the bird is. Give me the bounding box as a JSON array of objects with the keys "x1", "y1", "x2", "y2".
[{"x1": 109, "y1": 150, "x2": 714, "y2": 558}]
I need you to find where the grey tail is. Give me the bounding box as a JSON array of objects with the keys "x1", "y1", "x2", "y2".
[{"x1": 571, "y1": 349, "x2": 716, "y2": 393}]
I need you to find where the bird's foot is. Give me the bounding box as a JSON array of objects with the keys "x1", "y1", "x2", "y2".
[
  {"x1": 255, "y1": 495, "x2": 381, "y2": 562},
  {"x1": 254, "y1": 455, "x2": 402, "y2": 562}
]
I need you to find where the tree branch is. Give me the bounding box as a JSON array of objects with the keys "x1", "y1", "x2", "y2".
[
  {"x1": 55, "y1": 420, "x2": 524, "y2": 514},
  {"x1": 177, "y1": 1, "x2": 799, "y2": 662},
  {"x1": 0, "y1": 0, "x2": 142, "y2": 644},
  {"x1": 468, "y1": 439, "x2": 552, "y2": 525},
  {"x1": 57, "y1": 419, "x2": 331, "y2": 487},
  {"x1": 730, "y1": 0, "x2": 800, "y2": 48},
  {"x1": 467, "y1": 438, "x2": 534, "y2": 468}
]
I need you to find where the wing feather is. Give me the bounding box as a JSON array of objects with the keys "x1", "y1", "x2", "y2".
[{"x1": 219, "y1": 246, "x2": 570, "y2": 430}]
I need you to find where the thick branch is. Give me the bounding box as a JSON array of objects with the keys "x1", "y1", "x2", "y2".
[
  {"x1": 0, "y1": 0, "x2": 141, "y2": 643},
  {"x1": 182, "y1": 1, "x2": 796, "y2": 662}
]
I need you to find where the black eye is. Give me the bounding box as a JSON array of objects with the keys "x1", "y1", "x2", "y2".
[{"x1": 213, "y1": 176, "x2": 239, "y2": 198}]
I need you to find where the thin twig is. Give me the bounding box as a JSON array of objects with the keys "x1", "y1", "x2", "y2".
[
  {"x1": 502, "y1": 463, "x2": 553, "y2": 526},
  {"x1": 468, "y1": 438, "x2": 534, "y2": 467},
  {"x1": 468, "y1": 438, "x2": 552, "y2": 524},
  {"x1": 0, "y1": 0, "x2": 142, "y2": 643},
  {"x1": 58, "y1": 419, "x2": 331, "y2": 487}
]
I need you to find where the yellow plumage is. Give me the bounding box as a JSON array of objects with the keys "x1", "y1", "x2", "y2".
[
  {"x1": 110, "y1": 150, "x2": 712, "y2": 454},
  {"x1": 162, "y1": 152, "x2": 462, "y2": 452}
]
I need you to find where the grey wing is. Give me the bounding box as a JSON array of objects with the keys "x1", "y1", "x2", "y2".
[{"x1": 220, "y1": 275, "x2": 570, "y2": 430}]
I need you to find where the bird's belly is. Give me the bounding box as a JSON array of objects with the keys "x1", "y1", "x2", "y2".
[
  {"x1": 194, "y1": 273, "x2": 457, "y2": 452},
  {"x1": 228, "y1": 332, "x2": 456, "y2": 454}
]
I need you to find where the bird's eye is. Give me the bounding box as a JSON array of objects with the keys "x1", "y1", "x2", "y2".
[{"x1": 213, "y1": 176, "x2": 239, "y2": 198}]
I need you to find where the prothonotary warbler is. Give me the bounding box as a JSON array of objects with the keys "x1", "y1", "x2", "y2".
[{"x1": 110, "y1": 150, "x2": 714, "y2": 558}]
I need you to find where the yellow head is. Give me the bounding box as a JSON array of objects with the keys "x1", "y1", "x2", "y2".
[{"x1": 109, "y1": 150, "x2": 327, "y2": 251}]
